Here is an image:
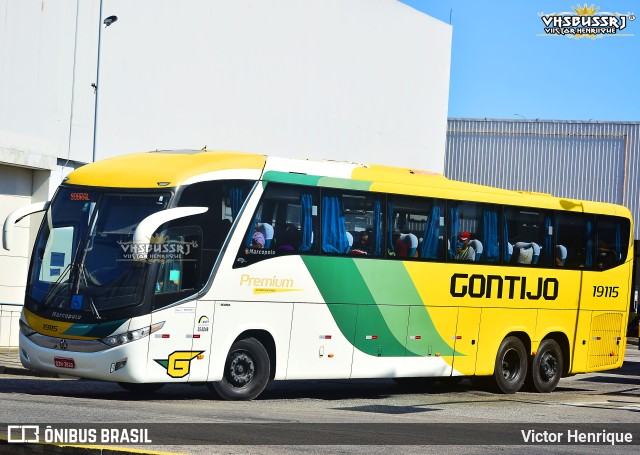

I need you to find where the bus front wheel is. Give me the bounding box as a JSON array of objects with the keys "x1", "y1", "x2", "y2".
[
  {"x1": 529, "y1": 339, "x2": 563, "y2": 393},
  {"x1": 493, "y1": 336, "x2": 527, "y2": 394},
  {"x1": 209, "y1": 337, "x2": 270, "y2": 400}
]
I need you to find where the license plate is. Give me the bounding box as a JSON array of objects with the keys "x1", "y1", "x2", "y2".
[{"x1": 54, "y1": 357, "x2": 75, "y2": 369}]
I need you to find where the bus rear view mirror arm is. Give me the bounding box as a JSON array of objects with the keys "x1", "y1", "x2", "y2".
[
  {"x1": 3, "y1": 201, "x2": 50, "y2": 251},
  {"x1": 133, "y1": 206, "x2": 208, "y2": 253}
]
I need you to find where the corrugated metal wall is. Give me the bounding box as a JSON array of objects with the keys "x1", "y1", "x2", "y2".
[{"x1": 445, "y1": 119, "x2": 640, "y2": 238}]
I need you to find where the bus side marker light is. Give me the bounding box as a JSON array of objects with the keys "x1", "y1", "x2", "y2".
[
  {"x1": 410, "y1": 336, "x2": 421, "y2": 340},
  {"x1": 328, "y1": 354, "x2": 334, "y2": 358},
  {"x1": 435, "y1": 353, "x2": 441, "y2": 357},
  {"x1": 319, "y1": 335, "x2": 332, "y2": 340},
  {"x1": 162, "y1": 334, "x2": 170, "y2": 339},
  {"x1": 197, "y1": 354, "x2": 204, "y2": 360},
  {"x1": 593, "y1": 337, "x2": 601, "y2": 341},
  {"x1": 366, "y1": 335, "x2": 378, "y2": 340}
]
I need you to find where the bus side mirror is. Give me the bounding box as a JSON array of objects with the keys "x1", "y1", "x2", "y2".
[
  {"x1": 133, "y1": 206, "x2": 208, "y2": 258},
  {"x1": 2, "y1": 201, "x2": 50, "y2": 251}
]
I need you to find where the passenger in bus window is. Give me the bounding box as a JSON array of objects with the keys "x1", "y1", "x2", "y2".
[
  {"x1": 351, "y1": 229, "x2": 372, "y2": 255},
  {"x1": 555, "y1": 245, "x2": 567, "y2": 266},
  {"x1": 250, "y1": 226, "x2": 265, "y2": 249},
  {"x1": 455, "y1": 232, "x2": 476, "y2": 261},
  {"x1": 277, "y1": 224, "x2": 300, "y2": 252},
  {"x1": 391, "y1": 230, "x2": 408, "y2": 257}
]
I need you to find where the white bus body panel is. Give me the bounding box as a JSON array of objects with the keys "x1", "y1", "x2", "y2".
[{"x1": 286, "y1": 302, "x2": 355, "y2": 379}]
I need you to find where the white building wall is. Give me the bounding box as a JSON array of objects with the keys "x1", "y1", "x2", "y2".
[{"x1": 95, "y1": 0, "x2": 451, "y2": 171}]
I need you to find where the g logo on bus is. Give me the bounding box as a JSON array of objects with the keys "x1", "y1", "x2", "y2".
[
  {"x1": 59, "y1": 339, "x2": 68, "y2": 350},
  {"x1": 154, "y1": 351, "x2": 203, "y2": 378}
]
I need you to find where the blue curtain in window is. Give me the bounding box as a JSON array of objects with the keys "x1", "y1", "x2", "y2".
[
  {"x1": 615, "y1": 222, "x2": 621, "y2": 260},
  {"x1": 421, "y1": 204, "x2": 441, "y2": 259},
  {"x1": 449, "y1": 205, "x2": 459, "y2": 258},
  {"x1": 321, "y1": 195, "x2": 349, "y2": 253},
  {"x1": 544, "y1": 215, "x2": 553, "y2": 266},
  {"x1": 387, "y1": 202, "x2": 395, "y2": 252},
  {"x1": 229, "y1": 187, "x2": 243, "y2": 220},
  {"x1": 482, "y1": 208, "x2": 499, "y2": 262},
  {"x1": 300, "y1": 193, "x2": 313, "y2": 252},
  {"x1": 503, "y1": 212, "x2": 510, "y2": 262},
  {"x1": 585, "y1": 219, "x2": 593, "y2": 267},
  {"x1": 373, "y1": 200, "x2": 382, "y2": 256}
]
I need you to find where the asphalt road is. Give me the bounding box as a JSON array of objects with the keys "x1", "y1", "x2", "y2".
[{"x1": 0, "y1": 347, "x2": 638, "y2": 455}]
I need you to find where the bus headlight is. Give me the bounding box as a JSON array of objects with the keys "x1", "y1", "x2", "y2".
[
  {"x1": 19, "y1": 319, "x2": 36, "y2": 337},
  {"x1": 100, "y1": 322, "x2": 165, "y2": 347}
]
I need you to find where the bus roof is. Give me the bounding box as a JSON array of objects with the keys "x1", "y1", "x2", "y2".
[
  {"x1": 64, "y1": 150, "x2": 267, "y2": 188},
  {"x1": 63, "y1": 150, "x2": 630, "y2": 216}
]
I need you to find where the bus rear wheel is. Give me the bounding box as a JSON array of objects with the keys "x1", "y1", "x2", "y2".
[
  {"x1": 209, "y1": 337, "x2": 270, "y2": 400},
  {"x1": 529, "y1": 339, "x2": 563, "y2": 393},
  {"x1": 493, "y1": 336, "x2": 527, "y2": 394}
]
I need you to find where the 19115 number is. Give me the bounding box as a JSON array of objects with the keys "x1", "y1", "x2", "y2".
[{"x1": 593, "y1": 286, "x2": 619, "y2": 298}]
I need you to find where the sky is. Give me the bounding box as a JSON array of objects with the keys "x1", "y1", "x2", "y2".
[{"x1": 399, "y1": 0, "x2": 639, "y2": 122}]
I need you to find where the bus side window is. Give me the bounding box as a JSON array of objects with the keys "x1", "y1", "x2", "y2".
[
  {"x1": 153, "y1": 225, "x2": 203, "y2": 307},
  {"x1": 596, "y1": 215, "x2": 630, "y2": 270},
  {"x1": 504, "y1": 206, "x2": 553, "y2": 267},
  {"x1": 448, "y1": 202, "x2": 499, "y2": 263},
  {"x1": 236, "y1": 183, "x2": 319, "y2": 268},
  {"x1": 323, "y1": 190, "x2": 384, "y2": 257},
  {"x1": 388, "y1": 195, "x2": 443, "y2": 260},
  {"x1": 556, "y1": 212, "x2": 594, "y2": 269}
]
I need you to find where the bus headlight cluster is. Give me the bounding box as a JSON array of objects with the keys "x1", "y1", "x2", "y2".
[
  {"x1": 19, "y1": 319, "x2": 36, "y2": 337},
  {"x1": 100, "y1": 322, "x2": 164, "y2": 347}
]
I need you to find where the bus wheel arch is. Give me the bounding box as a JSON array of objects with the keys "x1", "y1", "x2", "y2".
[{"x1": 492, "y1": 333, "x2": 529, "y2": 394}]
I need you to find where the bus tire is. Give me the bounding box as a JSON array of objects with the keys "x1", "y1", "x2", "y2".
[
  {"x1": 209, "y1": 337, "x2": 270, "y2": 400},
  {"x1": 529, "y1": 339, "x2": 562, "y2": 393},
  {"x1": 493, "y1": 336, "x2": 527, "y2": 394},
  {"x1": 117, "y1": 382, "x2": 164, "y2": 394}
]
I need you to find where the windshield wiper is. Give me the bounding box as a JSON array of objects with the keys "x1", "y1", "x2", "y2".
[
  {"x1": 39, "y1": 263, "x2": 73, "y2": 310},
  {"x1": 75, "y1": 263, "x2": 102, "y2": 320}
]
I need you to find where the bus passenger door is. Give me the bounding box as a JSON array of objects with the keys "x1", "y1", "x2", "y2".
[{"x1": 452, "y1": 307, "x2": 482, "y2": 376}]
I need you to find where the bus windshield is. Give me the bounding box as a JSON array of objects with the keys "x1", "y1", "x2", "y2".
[{"x1": 27, "y1": 187, "x2": 170, "y2": 313}]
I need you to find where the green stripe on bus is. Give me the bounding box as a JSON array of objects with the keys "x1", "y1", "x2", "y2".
[
  {"x1": 261, "y1": 171, "x2": 372, "y2": 191},
  {"x1": 302, "y1": 256, "x2": 458, "y2": 357},
  {"x1": 262, "y1": 171, "x2": 322, "y2": 187},
  {"x1": 317, "y1": 177, "x2": 372, "y2": 191}
]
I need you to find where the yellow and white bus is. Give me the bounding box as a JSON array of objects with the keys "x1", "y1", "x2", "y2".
[{"x1": 3, "y1": 150, "x2": 633, "y2": 399}]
